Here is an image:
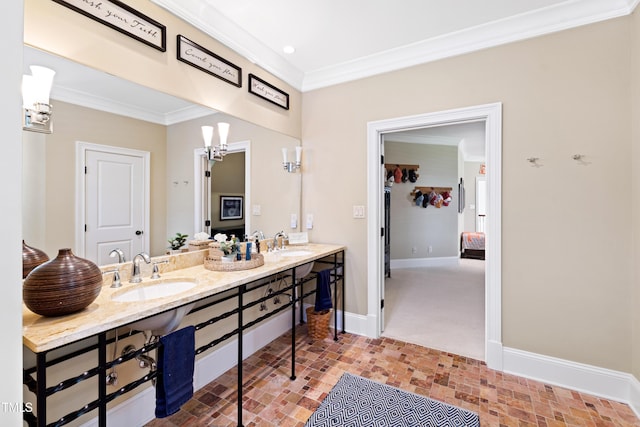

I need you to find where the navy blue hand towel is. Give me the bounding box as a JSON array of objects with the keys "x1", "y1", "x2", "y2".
[
  {"x1": 155, "y1": 326, "x2": 195, "y2": 418},
  {"x1": 314, "y1": 269, "x2": 333, "y2": 312}
]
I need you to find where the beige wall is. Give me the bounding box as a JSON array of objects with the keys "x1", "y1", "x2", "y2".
[
  {"x1": 24, "y1": 0, "x2": 301, "y2": 139},
  {"x1": 631, "y1": 7, "x2": 640, "y2": 380},
  {"x1": 302, "y1": 17, "x2": 634, "y2": 372},
  {"x1": 23, "y1": 100, "x2": 168, "y2": 257}
]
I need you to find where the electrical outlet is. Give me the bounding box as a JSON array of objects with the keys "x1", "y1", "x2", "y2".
[
  {"x1": 306, "y1": 214, "x2": 314, "y2": 229},
  {"x1": 252, "y1": 205, "x2": 261, "y2": 216},
  {"x1": 290, "y1": 213, "x2": 297, "y2": 229},
  {"x1": 428, "y1": 245, "x2": 433, "y2": 253},
  {"x1": 411, "y1": 247, "x2": 417, "y2": 254}
]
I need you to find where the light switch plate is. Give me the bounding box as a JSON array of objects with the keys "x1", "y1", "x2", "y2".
[
  {"x1": 252, "y1": 205, "x2": 261, "y2": 215},
  {"x1": 290, "y1": 213, "x2": 297, "y2": 229},
  {"x1": 353, "y1": 205, "x2": 365, "y2": 218},
  {"x1": 306, "y1": 214, "x2": 313, "y2": 229}
]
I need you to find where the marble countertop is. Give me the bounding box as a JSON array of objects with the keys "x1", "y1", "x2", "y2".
[{"x1": 23, "y1": 243, "x2": 345, "y2": 353}]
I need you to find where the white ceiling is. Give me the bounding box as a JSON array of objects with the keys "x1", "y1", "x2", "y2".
[{"x1": 152, "y1": 0, "x2": 637, "y2": 91}]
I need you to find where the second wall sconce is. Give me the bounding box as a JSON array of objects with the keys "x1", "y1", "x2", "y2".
[
  {"x1": 202, "y1": 123, "x2": 230, "y2": 162},
  {"x1": 282, "y1": 146, "x2": 302, "y2": 172}
]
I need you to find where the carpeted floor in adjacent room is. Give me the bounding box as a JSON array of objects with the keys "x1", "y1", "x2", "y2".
[{"x1": 145, "y1": 328, "x2": 639, "y2": 427}]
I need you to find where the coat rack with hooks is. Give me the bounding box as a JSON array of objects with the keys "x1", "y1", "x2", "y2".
[
  {"x1": 384, "y1": 164, "x2": 420, "y2": 182},
  {"x1": 411, "y1": 186, "x2": 453, "y2": 196}
]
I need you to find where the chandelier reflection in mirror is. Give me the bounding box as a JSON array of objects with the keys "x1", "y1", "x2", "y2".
[
  {"x1": 22, "y1": 65, "x2": 56, "y2": 134},
  {"x1": 202, "y1": 123, "x2": 230, "y2": 161}
]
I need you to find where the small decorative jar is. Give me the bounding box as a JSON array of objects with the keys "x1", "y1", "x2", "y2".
[
  {"x1": 22, "y1": 240, "x2": 49, "y2": 279},
  {"x1": 23, "y1": 248, "x2": 103, "y2": 317}
]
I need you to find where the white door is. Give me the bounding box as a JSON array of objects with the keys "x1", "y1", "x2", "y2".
[{"x1": 83, "y1": 146, "x2": 148, "y2": 265}]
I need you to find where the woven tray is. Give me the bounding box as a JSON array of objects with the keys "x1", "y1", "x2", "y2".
[{"x1": 204, "y1": 253, "x2": 264, "y2": 271}]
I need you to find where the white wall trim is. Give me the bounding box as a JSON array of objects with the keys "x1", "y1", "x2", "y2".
[
  {"x1": 366, "y1": 103, "x2": 503, "y2": 370},
  {"x1": 390, "y1": 256, "x2": 459, "y2": 269},
  {"x1": 503, "y1": 346, "x2": 640, "y2": 419}
]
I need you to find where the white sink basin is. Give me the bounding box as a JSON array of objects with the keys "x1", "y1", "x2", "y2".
[
  {"x1": 112, "y1": 281, "x2": 196, "y2": 302},
  {"x1": 279, "y1": 250, "x2": 313, "y2": 257},
  {"x1": 295, "y1": 262, "x2": 314, "y2": 278},
  {"x1": 112, "y1": 281, "x2": 197, "y2": 336}
]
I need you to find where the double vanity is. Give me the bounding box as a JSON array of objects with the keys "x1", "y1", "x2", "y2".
[{"x1": 22, "y1": 243, "x2": 345, "y2": 427}]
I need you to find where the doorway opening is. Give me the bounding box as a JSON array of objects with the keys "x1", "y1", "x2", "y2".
[
  {"x1": 381, "y1": 125, "x2": 486, "y2": 360},
  {"x1": 194, "y1": 141, "x2": 251, "y2": 238},
  {"x1": 366, "y1": 103, "x2": 503, "y2": 370}
]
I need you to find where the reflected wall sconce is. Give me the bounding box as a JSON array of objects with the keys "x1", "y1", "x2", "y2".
[
  {"x1": 202, "y1": 122, "x2": 230, "y2": 161},
  {"x1": 282, "y1": 146, "x2": 302, "y2": 172},
  {"x1": 22, "y1": 65, "x2": 56, "y2": 134}
]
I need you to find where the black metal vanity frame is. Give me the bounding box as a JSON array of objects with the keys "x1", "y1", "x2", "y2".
[{"x1": 23, "y1": 250, "x2": 345, "y2": 427}]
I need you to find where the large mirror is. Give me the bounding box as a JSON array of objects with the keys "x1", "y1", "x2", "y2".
[{"x1": 22, "y1": 46, "x2": 302, "y2": 264}]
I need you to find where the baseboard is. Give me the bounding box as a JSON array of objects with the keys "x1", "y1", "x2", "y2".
[
  {"x1": 80, "y1": 309, "x2": 296, "y2": 427},
  {"x1": 390, "y1": 256, "x2": 459, "y2": 269},
  {"x1": 630, "y1": 374, "x2": 640, "y2": 419},
  {"x1": 504, "y1": 346, "x2": 640, "y2": 416}
]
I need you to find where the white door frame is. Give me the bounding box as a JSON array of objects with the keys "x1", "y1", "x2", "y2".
[
  {"x1": 366, "y1": 103, "x2": 503, "y2": 370},
  {"x1": 194, "y1": 141, "x2": 251, "y2": 237},
  {"x1": 75, "y1": 141, "x2": 151, "y2": 259}
]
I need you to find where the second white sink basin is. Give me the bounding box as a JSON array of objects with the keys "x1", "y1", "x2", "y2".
[
  {"x1": 112, "y1": 280, "x2": 197, "y2": 336},
  {"x1": 279, "y1": 250, "x2": 313, "y2": 257}
]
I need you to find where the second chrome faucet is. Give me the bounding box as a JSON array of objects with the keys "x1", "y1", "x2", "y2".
[{"x1": 130, "y1": 252, "x2": 151, "y2": 283}]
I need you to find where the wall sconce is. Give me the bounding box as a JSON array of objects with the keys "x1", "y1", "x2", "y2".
[
  {"x1": 282, "y1": 146, "x2": 302, "y2": 172},
  {"x1": 202, "y1": 122, "x2": 230, "y2": 161},
  {"x1": 22, "y1": 65, "x2": 56, "y2": 134}
]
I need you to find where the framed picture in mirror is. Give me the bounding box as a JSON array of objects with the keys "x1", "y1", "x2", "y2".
[
  {"x1": 52, "y1": 0, "x2": 166, "y2": 51},
  {"x1": 220, "y1": 196, "x2": 243, "y2": 221}
]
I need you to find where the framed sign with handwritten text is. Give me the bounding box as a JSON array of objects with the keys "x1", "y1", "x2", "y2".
[
  {"x1": 248, "y1": 74, "x2": 289, "y2": 110},
  {"x1": 52, "y1": 0, "x2": 166, "y2": 51},
  {"x1": 177, "y1": 35, "x2": 242, "y2": 87}
]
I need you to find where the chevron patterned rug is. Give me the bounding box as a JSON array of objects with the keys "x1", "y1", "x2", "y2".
[{"x1": 304, "y1": 373, "x2": 480, "y2": 427}]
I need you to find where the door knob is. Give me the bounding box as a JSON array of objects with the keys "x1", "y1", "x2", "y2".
[{"x1": 135, "y1": 230, "x2": 143, "y2": 236}]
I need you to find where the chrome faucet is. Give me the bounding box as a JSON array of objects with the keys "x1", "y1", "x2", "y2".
[
  {"x1": 109, "y1": 248, "x2": 126, "y2": 263},
  {"x1": 130, "y1": 252, "x2": 151, "y2": 283},
  {"x1": 272, "y1": 231, "x2": 287, "y2": 251},
  {"x1": 251, "y1": 230, "x2": 265, "y2": 240}
]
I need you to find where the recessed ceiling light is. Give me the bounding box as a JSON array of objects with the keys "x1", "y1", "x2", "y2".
[{"x1": 283, "y1": 45, "x2": 295, "y2": 54}]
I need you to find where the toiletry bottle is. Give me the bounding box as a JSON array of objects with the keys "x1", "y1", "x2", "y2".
[{"x1": 245, "y1": 242, "x2": 252, "y2": 260}]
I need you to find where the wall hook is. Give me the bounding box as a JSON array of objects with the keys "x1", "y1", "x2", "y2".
[
  {"x1": 527, "y1": 157, "x2": 542, "y2": 167},
  {"x1": 572, "y1": 154, "x2": 590, "y2": 165}
]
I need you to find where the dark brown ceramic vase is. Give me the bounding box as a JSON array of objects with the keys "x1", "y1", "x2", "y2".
[
  {"x1": 23, "y1": 248, "x2": 103, "y2": 317},
  {"x1": 22, "y1": 240, "x2": 50, "y2": 279}
]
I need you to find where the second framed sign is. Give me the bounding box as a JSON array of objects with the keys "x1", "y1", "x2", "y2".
[{"x1": 177, "y1": 35, "x2": 242, "y2": 87}]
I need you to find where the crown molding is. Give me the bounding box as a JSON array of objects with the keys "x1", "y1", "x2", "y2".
[
  {"x1": 153, "y1": 0, "x2": 637, "y2": 92},
  {"x1": 52, "y1": 86, "x2": 214, "y2": 126}
]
